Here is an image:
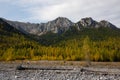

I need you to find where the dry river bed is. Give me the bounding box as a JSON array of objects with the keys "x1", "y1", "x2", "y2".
[{"x1": 0, "y1": 61, "x2": 120, "y2": 80}]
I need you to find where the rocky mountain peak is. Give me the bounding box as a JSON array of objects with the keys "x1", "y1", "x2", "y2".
[
  {"x1": 55, "y1": 17, "x2": 69, "y2": 21},
  {"x1": 0, "y1": 17, "x2": 118, "y2": 36},
  {"x1": 79, "y1": 17, "x2": 95, "y2": 27},
  {"x1": 44, "y1": 17, "x2": 74, "y2": 34},
  {"x1": 81, "y1": 17, "x2": 93, "y2": 22},
  {"x1": 99, "y1": 20, "x2": 117, "y2": 29},
  {"x1": 52, "y1": 17, "x2": 73, "y2": 27},
  {"x1": 76, "y1": 17, "x2": 99, "y2": 29}
]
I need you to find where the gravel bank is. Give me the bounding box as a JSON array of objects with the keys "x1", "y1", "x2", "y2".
[{"x1": 0, "y1": 61, "x2": 120, "y2": 80}]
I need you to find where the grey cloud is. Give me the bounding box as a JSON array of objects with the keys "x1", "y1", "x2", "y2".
[{"x1": 0, "y1": 0, "x2": 120, "y2": 28}]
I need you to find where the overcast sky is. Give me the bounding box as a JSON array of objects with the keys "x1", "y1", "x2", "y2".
[{"x1": 0, "y1": 0, "x2": 120, "y2": 28}]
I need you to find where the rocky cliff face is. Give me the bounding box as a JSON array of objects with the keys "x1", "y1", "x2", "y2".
[
  {"x1": 41, "y1": 17, "x2": 74, "y2": 35},
  {"x1": 99, "y1": 20, "x2": 117, "y2": 29},
  {"x1": 2, "y1": 17, "x2": 73, "y2": 35},
  {"x1": 0, "y1": 17, "x2": 117, "y2": 36},
  {"x1": 76, "y1": 17, "x2": 117, "y2": 29},
  {"x1": 76, "y1": 17, "x2": 99, "y2": 29}
]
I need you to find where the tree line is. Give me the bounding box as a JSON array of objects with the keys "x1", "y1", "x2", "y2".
[{"x1": 0, "y1": 37, "x2": 120, "y2": 61}]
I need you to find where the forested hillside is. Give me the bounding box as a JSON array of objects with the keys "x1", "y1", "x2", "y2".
[
  {"x1": 35, "y1": 27, "x2": 120, "y2": 61},
  {"x1": 0, "y1": 18, "x2": 120, "y2": 61},
  {"x1": 0, "y1": 19, "x2": 41, "y2": 60}
]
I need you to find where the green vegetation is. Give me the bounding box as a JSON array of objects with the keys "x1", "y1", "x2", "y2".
[{"x1": 0, "y1": 23, "x2": 120, "y2": 61}]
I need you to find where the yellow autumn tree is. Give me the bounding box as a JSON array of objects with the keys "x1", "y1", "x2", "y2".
[{"x1": 82, "y1": 36, "x2": 91, "y2": 66}]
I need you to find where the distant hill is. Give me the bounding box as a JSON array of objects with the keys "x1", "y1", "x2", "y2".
[
  {"x1": 0, "y1": 18, "x2": 39, "y2": 48},
  {"x1": 0, "y1": 18, "x2": 42, "y2": 60}
]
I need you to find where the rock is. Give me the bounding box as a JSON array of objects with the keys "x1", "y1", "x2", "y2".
[
  {"x1": 16, "y1": 65, "x2": 25, "y2": 70},
  {"x1": 76, "y1": 17, "x2": 97, "y2": 28},
  {"x1": 99, "y1": 20, "x2": 117, "y2": 29}
]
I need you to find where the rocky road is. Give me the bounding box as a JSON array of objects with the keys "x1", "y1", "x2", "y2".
[{"x1": 0, "y1": 61, "x2": 120, "y2": 80}]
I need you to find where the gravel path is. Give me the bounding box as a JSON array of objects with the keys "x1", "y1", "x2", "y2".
[{"x1": 0, "y1": 61, "x2": 120, "y2": 80}]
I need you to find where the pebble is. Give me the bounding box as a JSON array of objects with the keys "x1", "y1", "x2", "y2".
[{"x1": 0, "y1": 62, "x2": 120, "y2": 80}]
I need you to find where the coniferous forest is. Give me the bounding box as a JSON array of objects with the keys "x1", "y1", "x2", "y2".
[{"x1": 0, "y1": 22, "x2": 120, "y2": 61}]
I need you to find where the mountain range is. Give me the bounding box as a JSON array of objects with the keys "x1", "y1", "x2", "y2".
[
  {"x1": 0, "y1": 17, "x2": 118, "y2": 36},
  {"x1": 0, "y1": 17, "x2": 120, "y2": 61}
]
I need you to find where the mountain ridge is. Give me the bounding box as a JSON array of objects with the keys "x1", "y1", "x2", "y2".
[
  {"x1": 0, "y1": 17, "x2": 118, "y2": 36},
  {"x1": 0, "y1": 17, "x2": 120, "y2": 61}
]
